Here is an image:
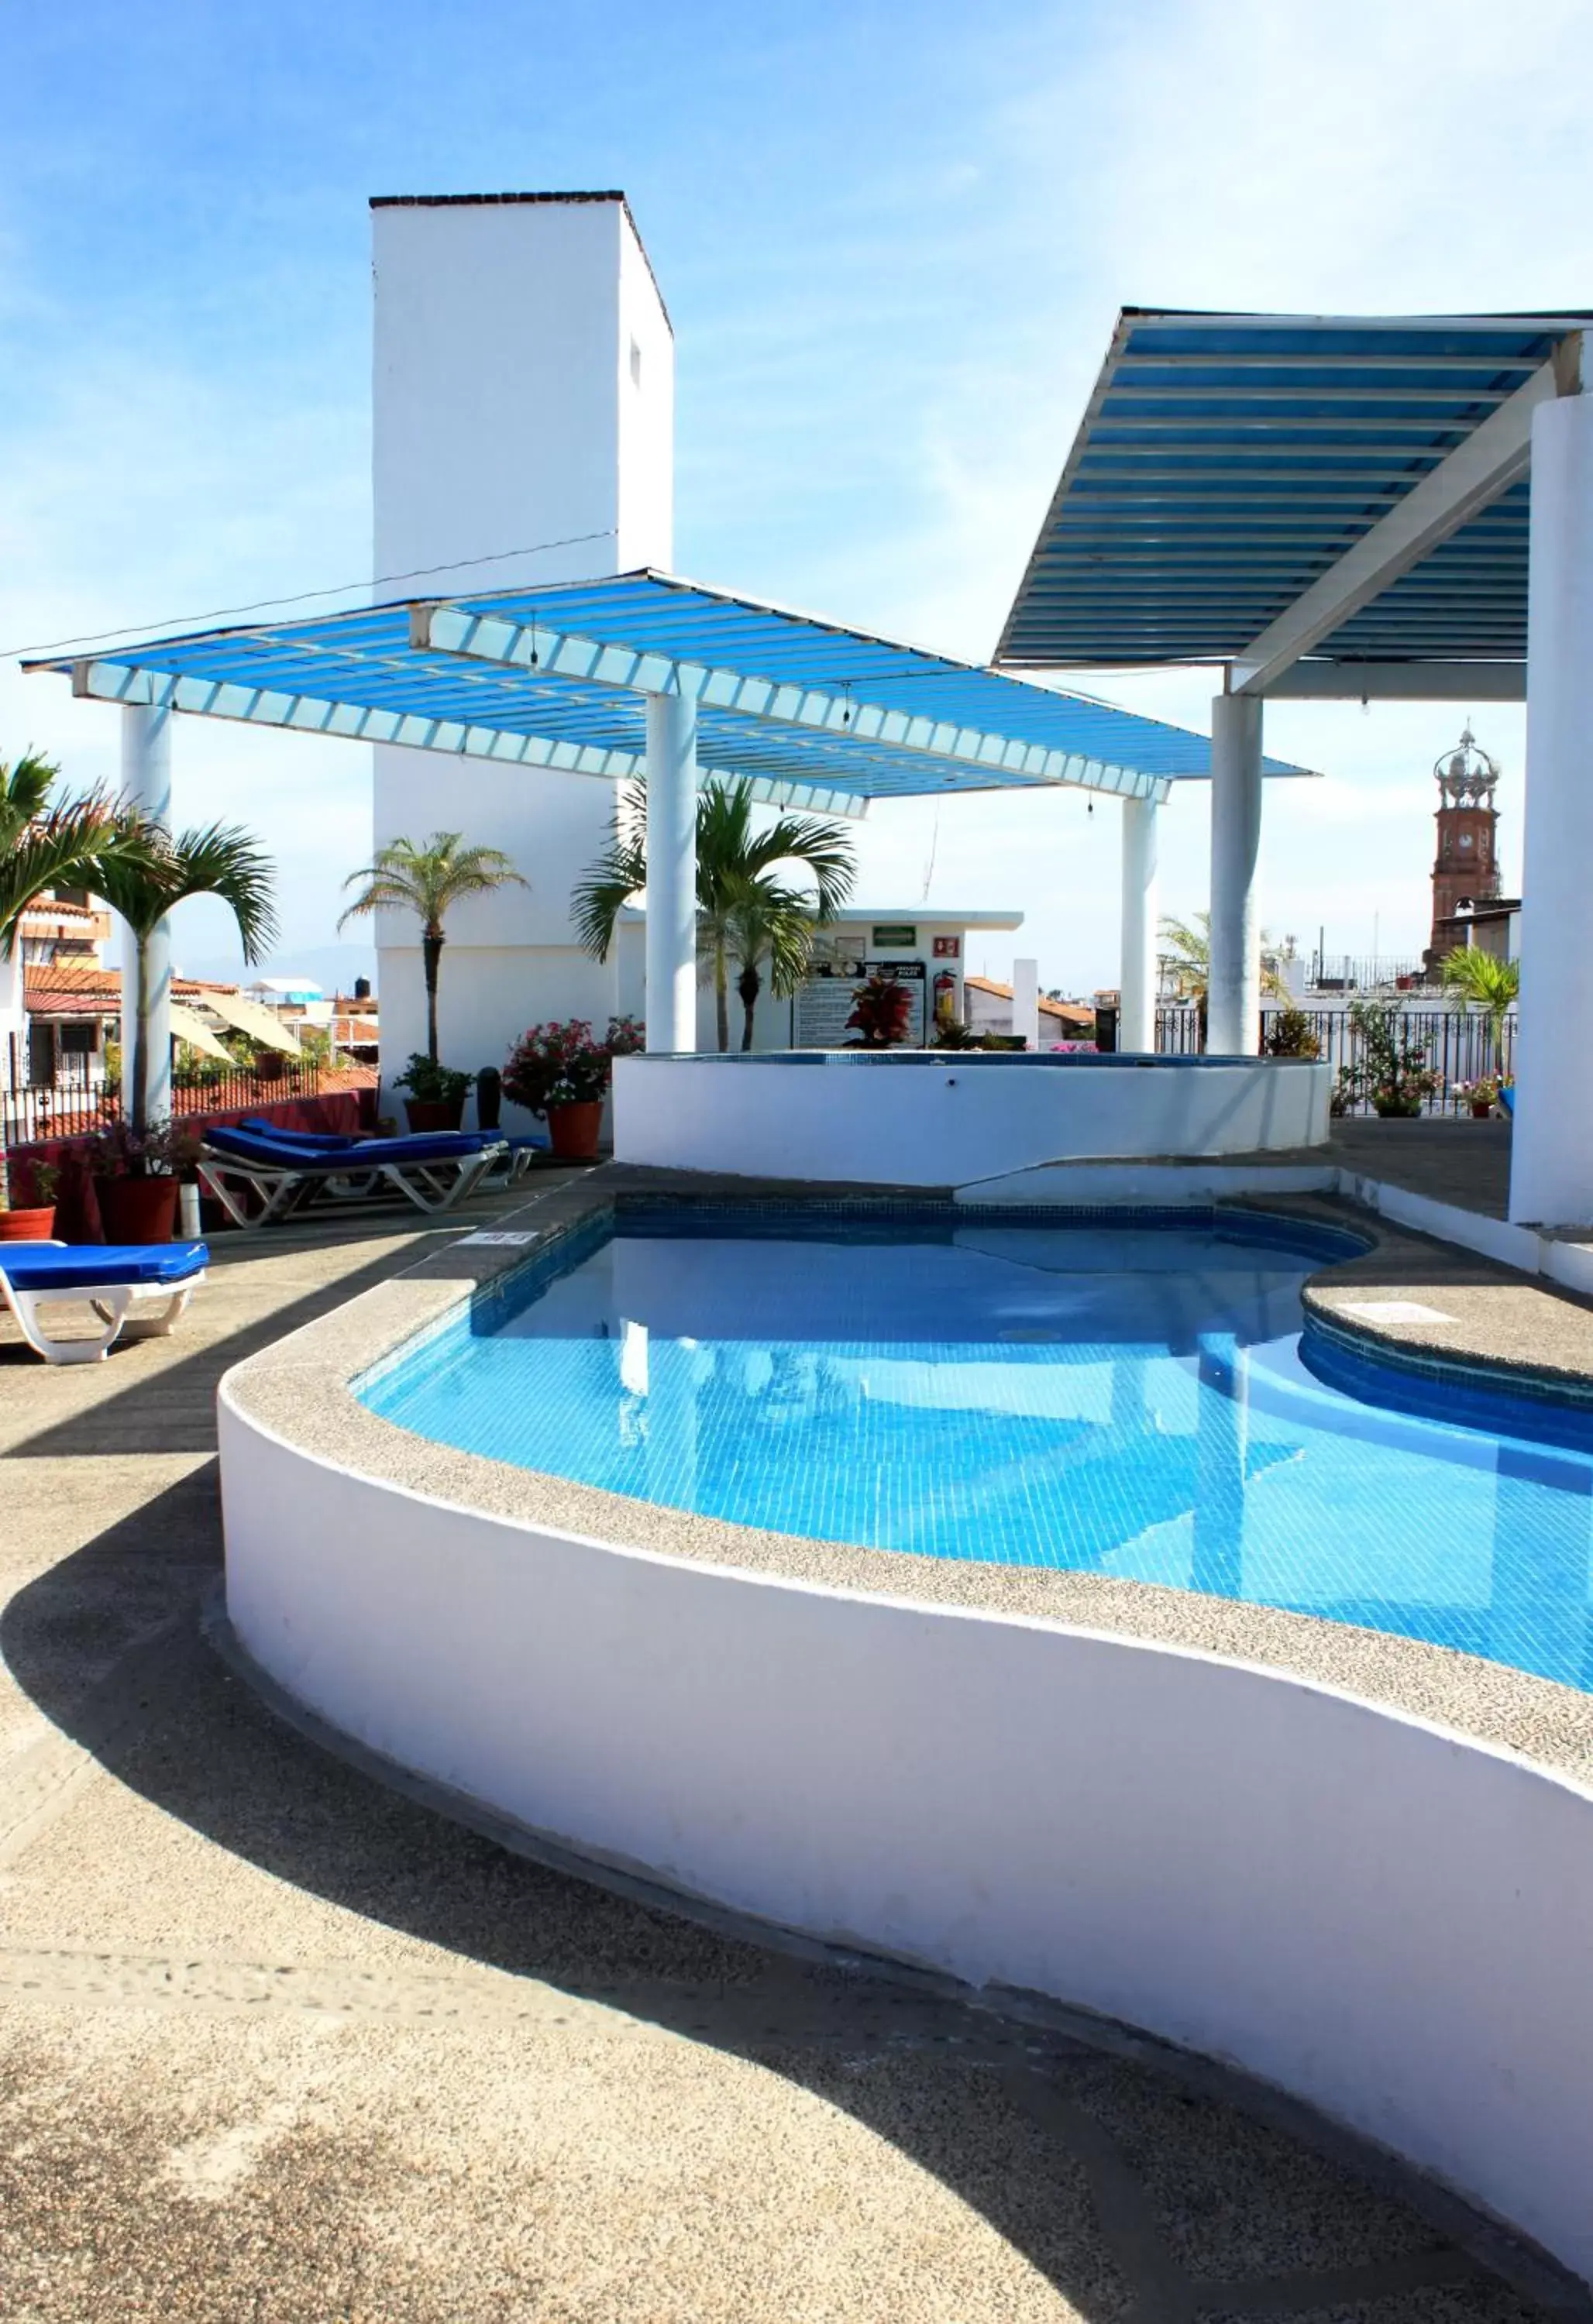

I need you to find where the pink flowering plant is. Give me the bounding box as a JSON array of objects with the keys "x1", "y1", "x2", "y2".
[{"x1": 502, "y1": 1017, "x2": 645, "y2": 1116}]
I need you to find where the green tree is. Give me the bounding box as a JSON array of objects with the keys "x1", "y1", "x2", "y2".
[
  {"x1": 0, "y1": 751, "x2": 150, "y2": 944},
  {"x1": 724, "y1": 884, "x2": 824, "y2": 1051},
  {"x1": 573, "y1": 775, "x2": 856, "y2": 1051},
  {"x1": 0, "y1": 751, "x2": 155, "y2": 1208},
  {"x1": 1159, "y1": 909, "x2": 1287, "y2": 1041},
  {"x1": 339, "y1": 833, "x2": 527, "y2": 1064},
  {"x1": 1439, "y1": 944, "x2": 1519, "y2": 1076},
  {"x1": 95, "y1": 827, "x2": 280, "y2": 1133}
]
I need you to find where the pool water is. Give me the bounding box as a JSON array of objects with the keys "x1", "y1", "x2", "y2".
[{"x1": 359, "y1": 1210, "x2": 1593, "y2": 1692}]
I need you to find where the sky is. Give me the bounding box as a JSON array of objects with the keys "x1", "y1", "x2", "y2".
[{"x1": 3, "y1": 0, "x2": 1591, "y2": 992}]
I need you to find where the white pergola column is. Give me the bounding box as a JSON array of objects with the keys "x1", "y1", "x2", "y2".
[
  {"x1": 120, "y1": 697, "x2": 174, "y2": 1123},
  {"x1": 1011, "y1": 957, "x2": 1040, "y2": 1050},
  {"x1": 1510, "y1": 391, "x2": 1593, "y2": 1227},
  {"x1": 1119, "y1": 794, "x2": 1160, "y2": 1053},
  {"x1": 1207, "y1": 692, "x2": 1263, "y2": 1056},
  {"x1": 644, "y1": 689, "x2": 698, "y2": 1054}
]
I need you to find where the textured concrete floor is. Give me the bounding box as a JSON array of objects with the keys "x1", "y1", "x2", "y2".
[{"x1": 0, "y1": 1169, "x2": 1586, "y2": 2320}]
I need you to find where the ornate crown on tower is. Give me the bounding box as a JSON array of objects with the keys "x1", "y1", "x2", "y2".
[{"x1": 1433, "y1": 726, "x2": 1500, "y2": 806}]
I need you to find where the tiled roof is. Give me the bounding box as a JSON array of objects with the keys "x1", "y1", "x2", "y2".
[
  {"x1": 24, "y1": 964, "x2": 243, "y2": 1017},
  {"x1": 962, "y1": 975, "x2": 1094, "y2": 1026}
]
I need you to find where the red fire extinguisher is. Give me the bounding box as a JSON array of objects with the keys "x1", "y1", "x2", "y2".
[{"x1": 934, "y1": 968, "x2": 957, "y2": 1026}]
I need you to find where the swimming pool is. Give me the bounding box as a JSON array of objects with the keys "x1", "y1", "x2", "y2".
[{"x1": 359, "y1": 1208, "x2": 1593, "y2": 1692}]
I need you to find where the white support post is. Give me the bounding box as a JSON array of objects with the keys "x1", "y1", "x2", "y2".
[
  {"x1": 1012, "y1": 957, "x2": 1041, "y2": 1050},
  {"x1": 1208, "y1": 693, "x2": 1264, "y2": 1057},
  {"x1": 121, "y1": 697, "x2": 174, "y2": 1125},
  {"x1": 1119, "y1": 796, "x2": 1160, "y2": 1054},
  {"x1": 644, "y1": 690, "x2": 697, "y2": 1054},
  {"x1": 1510, "y1": 392, "x2": 1593, "y2": 1227}
]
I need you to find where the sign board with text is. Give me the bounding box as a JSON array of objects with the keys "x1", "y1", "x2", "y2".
[{"x1": 793, "y1": 958, "x2": 927, "y2": 1047}]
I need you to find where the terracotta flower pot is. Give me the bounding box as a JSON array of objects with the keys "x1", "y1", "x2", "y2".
[
  {"x1": 0, "y1": 1207, "x2": 56, "y2": 1242},
  {"x1": 545, "y1": 1101, "x2": 604, "y2": 1161},
  {"x1": 1471, "y1": 1101, "x2": 1494, "y2": 1119},
  {"x1": 404, "y1": 1097, "x2": 466, "y2": 1133},
  {"x1": 95, "y1": 1175, "x2": 178, "y2": 1244}
]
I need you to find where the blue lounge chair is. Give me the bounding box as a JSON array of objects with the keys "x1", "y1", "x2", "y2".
[
  {"x1": 0, "y1": 1239, "x2": 208, "y2": 1366},
  {"x1": 237, "y1": 1118, "x2": 549, "y2": 1180},
  {"x1": 198, "y1": 1124, "x2": 509, "y2": 1225}
]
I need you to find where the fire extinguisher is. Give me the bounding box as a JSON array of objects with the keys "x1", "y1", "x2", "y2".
[{"x1": 933, "y1": 968, "x2": 957, "y2": 1026}]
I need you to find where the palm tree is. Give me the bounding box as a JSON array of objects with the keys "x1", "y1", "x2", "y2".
[
  {"x1": 573, "y1": 775, "x2": 856, "y2": 1051},
  {"x1": 726, "y1": 884, "x2": 823, "y2": 1050},
  {"x1": 1159, "y1": 909, "x2": 1287, "y2": 1038},
  {"x1": 95, "y1": 826, "x2": 280, "y2": 1134},
  {"x1": 1, "y1": 752, "x2": 155, "y2": 1208},
  {"x1": 339, "y1": 833, "x2": 527, "y2": 1064},
  {"x1": 1439, "y1": 944, "x2": 1519, "y2": 1077}
]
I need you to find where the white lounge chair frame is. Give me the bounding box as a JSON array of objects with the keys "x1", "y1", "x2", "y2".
[
  {"x1": 0, "y1": 1243, "x2": 206, "y2": 1366},
  {"x1": 196, "y1": 1138, "x2": 507, "y2": 1227}
]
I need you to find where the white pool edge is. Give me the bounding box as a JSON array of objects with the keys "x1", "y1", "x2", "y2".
[{"x1": 221, "y1": 1374, "x2": 1593, "y2": 2284}]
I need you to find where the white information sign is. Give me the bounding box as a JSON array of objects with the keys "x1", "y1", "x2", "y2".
[{"x1": 793, "y1": 958, "x2": 926, "y2": 1047}]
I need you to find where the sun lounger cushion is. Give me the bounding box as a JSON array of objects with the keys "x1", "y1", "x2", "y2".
[
  {"x1": 1, "y1": 1240, "x2": 208, "y2": 1291},
  {"x1": 208, "y1": 1125, "x2": 494, "y2": 1167}
]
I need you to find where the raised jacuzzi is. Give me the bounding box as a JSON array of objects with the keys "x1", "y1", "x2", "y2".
[{"x1": 611, "y1": 1050, "x2": 1331, "y2": 1185}]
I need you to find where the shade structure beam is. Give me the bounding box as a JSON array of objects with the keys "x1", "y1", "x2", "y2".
[
  {"x1": 644, "y1": 691, "x2": 698, "y2": 1054},
  {"x1": 120, "y1": 690, "x2": 174, "y2": 1126},
  {"x1": 1230, "y1": 360, "x2": 1565, "y2": 696},
  {"x1": 1207, "y1": 694, "x2": 1263, "y2": 1057},
  {"x1": 68, "y1": 656, "x2": 869, "y2": 820},
  {"x1": 1118, "y1": 796, "x2": 1159, "y2": 1054},
  {"x1": 412, "y1": 601, "x2": 1172, "y2": 803}
]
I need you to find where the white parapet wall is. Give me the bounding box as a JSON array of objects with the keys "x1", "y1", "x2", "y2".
[
  {"x1": 612, "y1": 1054, "x2": 1331, "y2": 1184},
  {"x1": 220, "y1": 1389, "x2": 1593, "y2": 2283}
]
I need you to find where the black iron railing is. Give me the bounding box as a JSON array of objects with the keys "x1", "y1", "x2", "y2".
[
  {"x1": 1, "y1": 1050, "x2": 327, "y2": 1150},
  {"x1": 1152, "y1": 1006, "x2": 1516, "y2": 1114}
]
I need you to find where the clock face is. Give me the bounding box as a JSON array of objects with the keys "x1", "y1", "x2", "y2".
[{"x1": 1459, "y1": 831, "x2": 1474, "y2": 849}]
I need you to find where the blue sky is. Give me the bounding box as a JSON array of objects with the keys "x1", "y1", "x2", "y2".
[{"x1": 4, "y1": 0, "x2": 1591, "y2": 988}]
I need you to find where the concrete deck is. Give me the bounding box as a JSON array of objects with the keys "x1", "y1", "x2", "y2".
[{"x1": 2, "y1": 1160, "x2": 1590, "y2": 2319}]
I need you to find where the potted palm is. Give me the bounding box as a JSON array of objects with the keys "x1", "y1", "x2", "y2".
[
  {"x1": 91, "y1": 820, "x2": 277, "y2": 1239},
  {"x1": 338, "y1": 832, "x2": 526, "y2": 1089},
  {"x1": 84, "y1": 1119, "x2": 195, "y2": 1243},
  {"x1": 392, "y1": 1053, "x2": 473, "y2": 1133},
  {"x1": 502, "y1": 1017, "x2": 642, "y2": 1160},
  {"x1": 1439, "y1": 946, "x2": 1519, "y2": 1086}
]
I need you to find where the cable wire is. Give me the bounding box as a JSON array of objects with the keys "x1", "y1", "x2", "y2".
[{"x1": 2, "y1": 528, "x2": 619, "y2": 662}]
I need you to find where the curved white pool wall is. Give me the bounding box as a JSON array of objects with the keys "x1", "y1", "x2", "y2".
[
  {"x1": 612, "y1": 1054, "x2": 1331, "y2": 1184},
  {"x1": 221, "y1": 1389, "x2": 1593, "y2": 2283}
]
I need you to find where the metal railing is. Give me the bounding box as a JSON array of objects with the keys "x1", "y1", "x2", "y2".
[
  {"x1": 2, "y1": 1049, "x2": 328, "y2": 1149},
  {"x1": 1152, "y1": 1006, "x2": 1516, "y2": 1113}
]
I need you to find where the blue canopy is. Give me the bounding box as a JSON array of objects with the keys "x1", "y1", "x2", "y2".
[
  {"x1": 29, "y1": 567, "x2": 1309, "y2": 810},
  {"x1": 999, "y1": 309, "x2": 1592, "y2": 690}
]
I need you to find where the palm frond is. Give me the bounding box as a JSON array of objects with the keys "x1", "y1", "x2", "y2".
[
  {"x1": 0, "y1": 752, "x2": 63, "y2": 850},
  {"x1": 0, "y1": 792, "x2": 152, "y2": 956},
  {"x1": 93, "y1": 821, "x2": 280, "y2": 963},
  {"x1": 339, "y1": 831, "x2": 526, "y2": 936}
]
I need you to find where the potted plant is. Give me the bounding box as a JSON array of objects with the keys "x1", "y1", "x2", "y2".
[
  {"x1": 0, "y1": 1157, "x2": 60, "y2": 1242},
  {"x1": 393, "y1": 1053, "x2": 473, "y2": 1133},
  {"x1": 1456, "y1": 1074, "x2": 1500, "y2": 1119},
  {"x1": 1261, "y1": 1006, "x2": 1322, "y2": 1060},
  {"x1": 1340, "y1": 1002, "x2": 1441, "y2": 1119},
  {"x1": 502, "y1": 1017, "x2": 642, "y2": 1160},
  {"x1": 84, "y1": 1118, "x2": 194, "y2": 1243},
  {"x1": 844, "y1": 971, "x2": 913, "y2": 1048}
]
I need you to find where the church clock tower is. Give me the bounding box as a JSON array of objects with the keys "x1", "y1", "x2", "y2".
[{"x1": 1425, "y1": 727, "x2": 1502, "y2": 970}]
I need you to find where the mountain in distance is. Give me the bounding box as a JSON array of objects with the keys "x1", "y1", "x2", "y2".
[{"x1": 171, "y1": 940, "x2": 379, "y2": 995}]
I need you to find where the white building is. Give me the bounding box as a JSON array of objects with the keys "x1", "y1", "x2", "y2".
[{"x1": 370, "y1": 192, "x2": 674, "y2": 1086}]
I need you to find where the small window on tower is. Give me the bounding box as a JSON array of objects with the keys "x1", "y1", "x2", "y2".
[{"x1": 629, "y1": 337, "x2": 642, "y2": 387}]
